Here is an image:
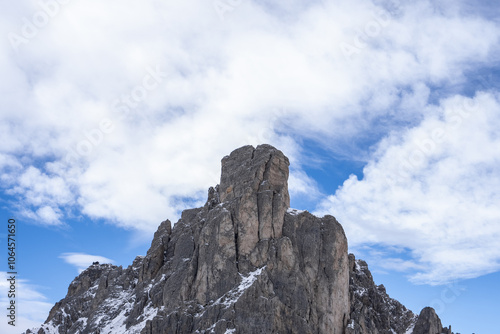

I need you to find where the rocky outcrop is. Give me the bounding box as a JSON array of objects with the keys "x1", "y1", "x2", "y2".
[
  {"x1": 27, "y1": 144, "x2": 349, "y2": 334},
  {"x1": 412, "y1": 307, "x2": 452, "y2": 334},
  {"x1": 345, "y1": 254, "x2": 454, "y2": 334},
  {"x1": 26, "y1": 144, "x2": 453, "y2": 334},
  {"x1": 346, "y1": 254, "x2": 417, "y2": 334}
]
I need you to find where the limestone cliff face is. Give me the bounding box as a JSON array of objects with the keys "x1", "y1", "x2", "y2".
[
  {"x1": 27, "y1": 145, "x2": 349, "y2": 334},
  {"x1": 26, "y1": 144, "x2": 452, "y2": 334}
]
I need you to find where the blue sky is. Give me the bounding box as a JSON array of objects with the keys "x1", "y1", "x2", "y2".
[{"x1": 1, "y1": 0, "x2": 499, "y2": 333}]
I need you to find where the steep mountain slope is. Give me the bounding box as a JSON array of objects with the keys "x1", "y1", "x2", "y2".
[
  {"x1": 346, "y1": 255, "x2": 417, "y2": 334},
  {"x1": 26, "y1": 144, "x2": 452, "y2": 334}
]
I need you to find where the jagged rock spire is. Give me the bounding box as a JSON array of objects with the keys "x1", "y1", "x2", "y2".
[
  {"x1": 413, "y1": 307, "x2": 452, "y2": 334},
  {"x1": 25, "y1": 144, "x2": 452, "y2": 334},
  {"x1": 218, "y1": 144, "x2": 290, "y2": 256}
]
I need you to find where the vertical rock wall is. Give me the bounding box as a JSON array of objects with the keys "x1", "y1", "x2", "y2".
[{"x1": 28, "y1": 145, "x2": 349, "y2": 334}]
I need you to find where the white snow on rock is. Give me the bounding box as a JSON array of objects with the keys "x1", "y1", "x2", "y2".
[
  {"x1": 287, "y1": 208, "x2": 305, "y2": 215},
  {"x1": 93, "y1": 288, "x2": 136, "y2": 329},
  {"x1": 196, "y1": 266, "x2": 266, "y2": 319},
  {"x1": 405, "y1": 322, "x2": 416, "y2": 334},
  {"x1": 121, "y1": 303, "x2": 159, "y2": 334},
  {"x1": 214, "y1": 266, "x2": 266, "y2": 308},
  {"x1": 30, "y1": 321, "x2": 59, "y2": 334},
  {"x1": 93, "y1": 283, "x2": 161, "y2": 334},
  {"x1": 354, "y1": 286, "x2": 368, "y2": 296}
]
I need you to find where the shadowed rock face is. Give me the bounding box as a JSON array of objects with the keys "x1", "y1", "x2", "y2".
[
  {"x1": 346, "y1": 254, "x2": 417, "y2": 334},
  {"x1": 25, "y1": 144, "x2": 453, "y2": 334}
]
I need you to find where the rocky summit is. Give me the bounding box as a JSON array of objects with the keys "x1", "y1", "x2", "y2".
[{"x1": 26, "y1": 144, "x2": 453, "y2": 334}]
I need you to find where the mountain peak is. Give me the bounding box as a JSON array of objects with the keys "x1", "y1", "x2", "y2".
[
  {"x1": 219, "y1": 144, "x2": 290, "y2": 205},
  {"x1": 215, "y1": 144, "x2": 291, "y2": 256},
  {"x1": 26, "y1": 145, "x2": 453, "y2": 334}
]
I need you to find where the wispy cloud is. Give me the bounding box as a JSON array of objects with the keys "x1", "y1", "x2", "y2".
[
  {"x1": 60, "y1": 253, "x2": 114, "y2": 273},
  {"x1": 317, "y1": 92, "x2": 500, "y2": 284}
]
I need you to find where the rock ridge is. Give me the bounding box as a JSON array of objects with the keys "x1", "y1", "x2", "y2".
[{"x1": 26, "y1": 144, "x2": 452, "y2": 334}]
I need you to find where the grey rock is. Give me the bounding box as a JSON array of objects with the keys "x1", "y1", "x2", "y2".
[
  {"x1": 346, "y1": 254, "x2": 453, "y2": 334},
  {"x1": 346, "y1": 254, "x2": 417, "y2": 334},
  {"x1": 218, "y1": 144, "x2": 290, "y2": 258},
  {"x1": 25, "y1": 144, "x2": 452, "y2": 334},
  {"x1": 412, "y1": 307, "x2": 452, "y2": 334}
]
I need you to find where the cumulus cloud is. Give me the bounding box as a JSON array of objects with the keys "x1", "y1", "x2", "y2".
[
  {"x1": 60, "y1": 253, "x2": 115, "y2": 273},
  {"x1": 317, "y1": 92, "x2": 500, "y2": 284},
  {"x1": 0, "y1": 0, "x2": 499, "y2": 283},
  {"x1": 0, "y1": 0, "x2": 496, "y2": 229}
]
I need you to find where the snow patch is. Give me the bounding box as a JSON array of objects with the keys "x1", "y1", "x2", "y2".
[
  {"x1": 84, "y1": 285, "x2": 98, "y2": 298},
  {"x1": 354, "y1": 286, "x2": 367, "y2": 296},
  {"x1": 355, "y1": 259, "x2": 367, "y2": 274},
  {"x1": 87, "y1": 284, "x2": 159, "y2": 334},
  {"x1": 125, "y1": 303, "x2": 159, "y2": 333},
  {"x1": 196, "y1": 266, "x2": 266, "y2": 318},
  {"x1": 405, "y1": 322, "x2": 416, "y2": 334},
  {"x1": 214, "y1": 266, "x2": 266, "y2": 308},
  {"x1": 92, "y1": 288, "x2": 137, "y2": 333},
  {"x1": 287, "y1": 208, "x2": 305, "y2": 215},
  {"x1": 70, "y1": 317, "x2": 88, "y2": 332},
  {"x1": 31, "y1": 321, "x2": 59, "y2": 334}
]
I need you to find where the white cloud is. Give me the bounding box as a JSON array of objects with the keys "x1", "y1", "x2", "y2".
[
  {"x1": 0, "y1": 0, "x2": 499, "y2": 284},
  {"x1": 0, "y1": 0, "x2": 498, "y2": 231},
  {"x1": 35, "y1": 206, "x2": 62, "y2": 225},
  {"x1": 288, "y1": 169, "x2": 321, "y2": 200},
  {"x1": 317, "y1": 92, "x2": 500, "y2": 284},
  {"x1": 0, "y1": 271, "x2": 54, "y2": 334},
  {"x1": 60, "y1": 253, "x2": 115, "y2": 273}
]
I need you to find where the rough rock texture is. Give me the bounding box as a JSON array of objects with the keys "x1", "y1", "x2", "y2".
[
  {"x1": 26, "y1": 145, "x2": 349, "y2": 334},
  {"x1": 344, "y1": 255, "x2": 454, "y2": 334},
  {"x1": 26, "y1": 144, "x2": 453, "y2": 334},
  {"x1": 346, "y1": 254, "x2": 417, "y2": 334},
  {"x1": 412, "y1": 307, "x2": 452, "y2": 334}
]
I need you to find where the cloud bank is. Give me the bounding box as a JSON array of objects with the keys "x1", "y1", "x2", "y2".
[
  {"x1": 1, "y1": 0, "x2": 499, "y2": 284},
  {"x1": 318, "y1": 92, "x2": 500, "y2": 284}
]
